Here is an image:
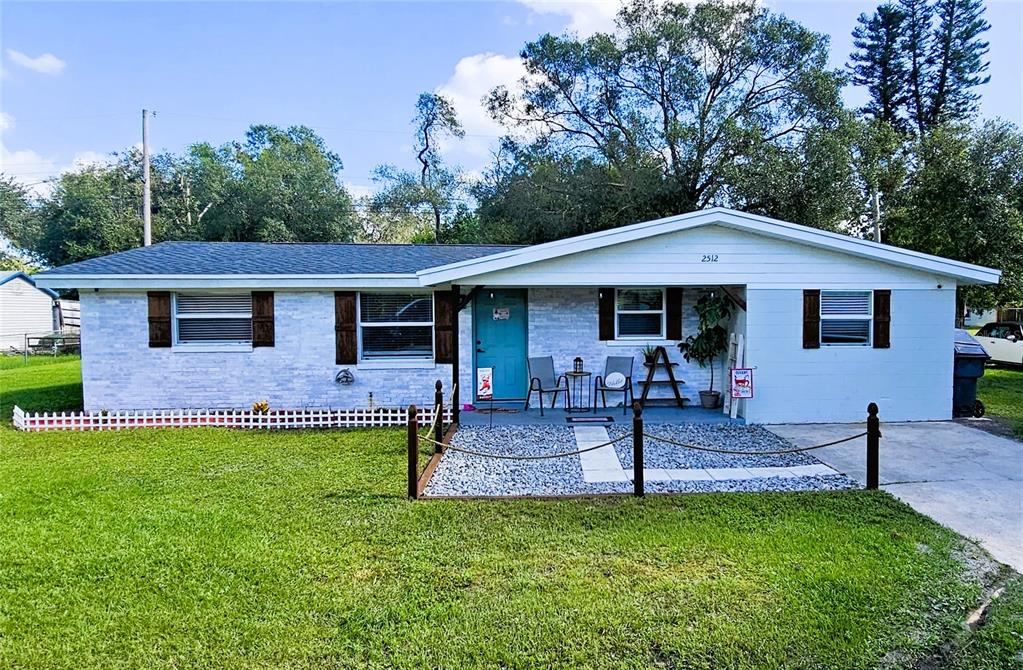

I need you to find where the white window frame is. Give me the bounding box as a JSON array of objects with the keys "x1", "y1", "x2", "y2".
[
  {"x1": 172, "y1": 292, "x2": 253, "y2": 349},
  {"x1": 356, "y1": 291, "x2": 435, "y2": 364},
  {"x1": 614, "y1": 288, "x2": 666, "y2": 340},
  {"x1": 820, "y1": 290, "x2": 873, "y2": 347}
]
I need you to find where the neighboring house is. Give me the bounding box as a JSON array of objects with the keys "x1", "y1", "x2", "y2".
[
  {"x1": 35, "y1": 207, "x2": 1001, "y2": 424},
  {"x1": 0, "y1": 271, "x2": 60, "y2": 352},
  {"x1": 963, "y1": 306, "x2": 1021, "y2": 327},
  {"x1": 964, "y1": 307, "x2": 997, "y2": 328}
]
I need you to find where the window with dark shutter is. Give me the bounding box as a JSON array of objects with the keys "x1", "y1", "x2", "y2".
[
  {"x1": 873, "y1": 289, "x2": 891, "y2": 348},
  {"x1": 803, "y1": 290, "x2": 821, "y2": 349},
  {"x1": 173, "y1": 293, "x2": 252, "y2": 345},
  {"x1": 820, "y1": 291, "x2": 873, "y2": 346},
  {"x1": 598, "y1": 287, "x2": 615, "y2": 341},
  {"x1": 148, "y1": 291, "x2": 172, "y2": 348},
  {"x1": 335, "y1": 291, "x2": 357, "y2": 364},
  {"x1": 251, "y1": 292, "x2": 274, "y2": 347},
  {"x1": 357, "y1": 293, "x2": 434, "y2": 361}
]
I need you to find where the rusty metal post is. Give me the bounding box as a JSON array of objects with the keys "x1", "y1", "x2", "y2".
[
  {"x1": 407, "y1": 404, "x2": 418, "y2": 499},
  {"x1": 866, "y1": 402, "x2": 880, "y2": 490},
  {"x1": 434, "y1": 379, "x2": 444, "y2": 453},
  {"x1": 633, "y1": 402, "x2": 644, "y2": 497}
]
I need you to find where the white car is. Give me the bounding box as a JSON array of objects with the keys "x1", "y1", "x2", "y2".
[{"x1": 975, "y1": 322, "x2": 1023, "y2": 365}]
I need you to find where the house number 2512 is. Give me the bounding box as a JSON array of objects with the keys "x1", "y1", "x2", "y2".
[{"x1": 701, "y1": 254, "x2": 719, "y2": 263}]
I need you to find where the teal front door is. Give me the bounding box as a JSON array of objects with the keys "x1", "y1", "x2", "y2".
[{"x1": 474, "y1": 289, "x2": 528, "y2": 400}]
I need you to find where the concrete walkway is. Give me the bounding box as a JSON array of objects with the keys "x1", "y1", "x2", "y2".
[
  {"x1": 767, "y1": 421, "x2": 1023, "y2": 571},
  {"x1": 574, "y1": 426, "x2": 839, "y2": 483}
]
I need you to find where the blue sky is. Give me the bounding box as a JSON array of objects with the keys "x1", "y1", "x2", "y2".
[{"x1": 2, "y1": 1, "x2": 1021, "y2": 199}]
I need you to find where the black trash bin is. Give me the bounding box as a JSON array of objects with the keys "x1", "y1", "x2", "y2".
[{"x1": 953, "y1": 329, "x2": 990, "y2": 418}]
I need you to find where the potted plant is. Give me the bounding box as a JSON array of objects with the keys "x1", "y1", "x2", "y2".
[
  {"x1": 677, "y1": 294, "x2": 732, "y2": 409},
  {"x1": 641, "y1": 344, "x2": 659, "y2": 365}
]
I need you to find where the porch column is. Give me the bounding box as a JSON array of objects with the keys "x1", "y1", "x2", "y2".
[{"x1": 452, "y1": 286, "x2": 460, "y2": 424}]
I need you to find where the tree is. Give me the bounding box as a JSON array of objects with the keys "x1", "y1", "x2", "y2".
[
  {"x1": 370, "y1": 93, "x2": 466, "y2": 243},
  {"x1": 885, "y1": 121, "x2": 1023, "y2": 317},
  {"x1": 30, "y1": 163, "x2": 145, "y2": 266},
  {"x1": 900, "y1": 0, "x2": 935, "y2": 135},
  {"x1": 2, "y1": 125, "x2": 357, "y2": 266},
  {"x1": 487, "y1": 0, "x2": 846, "y2": 216},
  {"x1": 926, "y1": 0, "x2": 990, "y2": 126},
  {"x1": 848, "y1": 4, "x2": 909, "y2": 128},
  {"x1": 218, "y1": 125, "x2": 356, "y2": 243},
  {"x1": 0, "y1": 177, "x2": 41, "y2": 264},
  {"x1": 853, "y1": 0, "x2": 990, "y2": 135},
  {"x1": 0, "y1": 249, "x2": 39, "y2": 273}
]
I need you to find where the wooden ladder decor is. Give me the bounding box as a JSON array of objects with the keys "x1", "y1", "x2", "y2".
[{"x1": 638, "y1": 346, "x2": 685, "y2": 409}]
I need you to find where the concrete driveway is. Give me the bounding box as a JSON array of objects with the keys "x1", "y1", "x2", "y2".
[{"x1": 767, "y1": 421, "x2": 1023, "y2": 571}]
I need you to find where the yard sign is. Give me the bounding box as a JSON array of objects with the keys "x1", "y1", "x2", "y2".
[
  {"x1": 729, "y1": 368, "x2": 753, "y2": 399},
  {"x1": 477, "y1": 367, "x2": 494, "y2": 400}
]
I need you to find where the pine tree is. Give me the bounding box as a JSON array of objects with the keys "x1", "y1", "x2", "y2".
[
  {"x1": 848, "y1": 4, "x2": 909, "y2": 128},
  {"x1": 927, "y1": 0, "x2": 990, "y2": 125},
  {"x1": 899, "y1": 0, "x2": 935, "y2": 136}
]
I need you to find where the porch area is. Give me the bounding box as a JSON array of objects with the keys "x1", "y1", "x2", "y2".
[
  {"x1": 458, "y1": 402, "x2": 741, "y2": 426},
  {"x1": 456, "y1": 285, "x2": 749, "y2": 422}
]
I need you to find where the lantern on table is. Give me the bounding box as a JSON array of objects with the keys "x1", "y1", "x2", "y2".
[{"x1": 573, "y1": 357, "x2": 583, "y2": 373}]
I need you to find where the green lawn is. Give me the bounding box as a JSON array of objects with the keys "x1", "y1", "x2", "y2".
[
  {"x1": 1, "y1": 358, "x2": 1021, "y2": 668},
  {"x1": 977, "y1": 366, "x2": 1023, "y2": 438},
  {"x1": 0, "y1": 354, "x2": 82, "y2": 422}
]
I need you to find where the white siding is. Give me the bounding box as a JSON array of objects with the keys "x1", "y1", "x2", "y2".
[
  {"x1": 743, "y1": 287, "x2": 956, "y2": 423},
  {"x1": 0, "y1": 276, "x2": 56, "y2": 350},
  {"x1": 454, "y1": 225, "x2": 946, "y2": 288}
]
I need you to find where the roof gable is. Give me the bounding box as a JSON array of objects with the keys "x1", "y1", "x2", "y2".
[
  {"x1": 416, "y1": 207, "x2": 1001, "y2": 286},
  {"x1": 0, "y1": 271, "x2": 58, "y2": 298}
]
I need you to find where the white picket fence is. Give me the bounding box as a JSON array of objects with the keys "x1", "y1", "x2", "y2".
[{"x1": 11, "y1": 405, "x2": 452, "y2": 432}]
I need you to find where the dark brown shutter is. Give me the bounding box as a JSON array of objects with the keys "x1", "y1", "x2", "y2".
[
  {"x1": 434, "y1": 289, "x2": 458, "y2": 364},
  {"x1": 251, "y1": 291, "x2": 275, "y2": 347},
  {"x1": 803, "y1": 289, "x2": 821, "y2": 349},
  {"x1": 334, "y1": 291, "x2": 357, "y2": 364},
  {"x1": 666, "y1": 287, "x2": 684, "y2": 340},
  {"x1": 147, "y1": 291, "x2": 172, "y2": 348},
  {"x1": 598, "y1": 287, "x2": 615, "y2": 341},
  {"x1": 873, "y1": 289, "x2": 891, "y2": 349}
]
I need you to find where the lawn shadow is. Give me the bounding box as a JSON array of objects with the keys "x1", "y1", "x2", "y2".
[{"x1": 1, "y1": 383, "x2": 84, "y2": 422}]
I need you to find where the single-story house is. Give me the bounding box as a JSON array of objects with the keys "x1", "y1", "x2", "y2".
[
  {"x1": 0, "y1": 271, "x2": 60, "y2": 352},
  {"x1": 34, "y1": 207, "x2": 1001, "y2": 424}
]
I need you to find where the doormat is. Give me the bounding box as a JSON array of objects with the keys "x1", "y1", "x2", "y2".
[{"x1": 566, "y1": 416, "x2": 615, "y2": 424}]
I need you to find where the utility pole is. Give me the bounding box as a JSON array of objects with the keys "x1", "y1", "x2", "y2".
[
  {"x1": 142, "y1": 109, "x2": 152, "y2": 246},
  {"x1": 872, "y1": 189, "x2": 882, "y2": 243}
]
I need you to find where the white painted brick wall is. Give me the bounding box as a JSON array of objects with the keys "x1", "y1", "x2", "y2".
[
  {"x1": 455, "y1": 287, "x2": 726, "y2": 407},
  {"x1": 80, "y1": 291, "x2": 451, "y2": 412},
  {"x1": 525, "y1": 288, "x2": 720, "y2": 406}
]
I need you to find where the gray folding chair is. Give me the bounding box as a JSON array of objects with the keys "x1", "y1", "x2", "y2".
[
  {"x1": 594, "y1": 356, "x2": 634, "y2": 415},
  {"x1": 525, "y1": 356, "x2": 569, "y2": 416}
]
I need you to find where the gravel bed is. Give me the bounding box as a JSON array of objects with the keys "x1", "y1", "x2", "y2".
[
  {"x1": 423, "y1": 425, "x2": 858, "y2": 497},
  {"x1": 609, "y1": 422, "x2": 821, "y2": 469}
]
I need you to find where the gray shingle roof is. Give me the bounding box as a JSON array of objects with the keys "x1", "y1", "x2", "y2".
[{"x1": 37, "y1": 241, "x2": 523, "y2": 276}]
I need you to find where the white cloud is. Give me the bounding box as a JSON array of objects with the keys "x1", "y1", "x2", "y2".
[
  {"x1": 517, "y1": 0, "x2": 621, "y2": 36},
  {"x1": 6, "y1": 49, "x2": 66, "y2": 75},
  {"x1": 436, "y1": 53, "x2": 526, "y2": 159},
  {"x1": 345, "y1": 182, "x2": 377, "y2": 200},
  {"x1": 1, "y1": 114, "x2": 108, "y2": 198}
]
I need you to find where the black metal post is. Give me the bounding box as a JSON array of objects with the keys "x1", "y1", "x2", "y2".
[
  {"x1": 407, "y1": 404, "x2": 418, "y2": 499},
  {"x1": 866, "y1": 402, "x2": 880, "y2": 490},
  {"x1": 633, "y1": 401, "x2": 644, "y2": 497},
  {"x1": 434, "y1": 379, "x2": 444, "y2": 453}
]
